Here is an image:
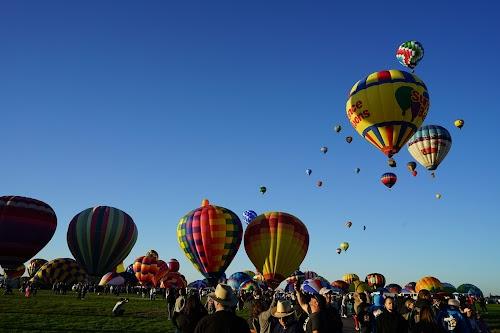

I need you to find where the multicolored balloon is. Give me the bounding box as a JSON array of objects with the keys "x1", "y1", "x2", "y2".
[
  {"x1": 227, "y1": 272, "x2": 252, "y2": 290},
  {"x1": 177, "y1": 199, "x2": 243, "y2": 286},
  {"x1": 4, "y1": 264, "x2": 25, "y2": 279},
  {"x1": 388, "y1": 158, "x2": 397, "y2": 168},
  {"x1": 243, "y1": 210, "x2": 258, "y2": 225},
  {"x1": 244, "y1": 212, "x2": 309, "y2": 289},
  {"x1": 320, "y1": 146, "x2": 328, "y2": 154},
  {"x1": 67, "y1": 206, "x2": 138, "y2": 277},
  {"x1": 365, "y1": 273, "x2": 386, "y2": 289},
  {"x1": 342, "y1": 273, "x2": 359, "y2": 284},
  {"x1": 415, "y1": 276, "x2": 442, "y2": 293},
  {"x1": 331, "y1": 280, "x2": 349, "y2": 292},
  {"x1": 303, "y1": 271, "x2": 318, "y2": 280},
  {"x1": 302, "y1": 278, "x2": 327, "y2": 295},
  {"x1": 339, "y1": 242, "x2": 349, "y2": 251},
  {"x1": 0, "y1": 196, "x2": 57, "y2": 269},
  {"x1": 396, "y1": 41, "x2": 424, "y2": 70},
  {"x1": 28, "y1": 259, "x2": 48, "y2": 278},
  {"x1": 31, "y1": 258, "x2": 87, "y2": 285},
  {"x1": 405, "y1": 282, "x2": 416, "y2": 292},
  {"x1": 146, "y1": 250, "x2": 159, "y2": 259},
  {"x1": 188, "y1": 279, "x2": 208, "y2": 289},
  {"x1": 99, "y1": 272, "x2": 125, "y2": 286},
  {"x1": 239, "y1": 279, "x2": 259, "y2": 292},
  {"x1": 407, "y1": 161, "x2": 417, "y2": 176},
  {"x1": 154, "y1": 260, "x2": 170, "y2": 286},
  {"x1": 349, "y1": 280, "x2": 370, "y2": 293},
  {"x1": 456, "y1": 284, "x2": 483, "y2": 297},
  {"x1": 133, "y1": 255, "x2": 159, "y2": 286},
  {"x1": 454, "y1": 119, "x2": 464, "y2": 129},
  {"x1": 381, "y1": 173, "x2": 397, "y2": 189},
  {"x1": 407, "y1": 125, "x2": 452, "y2": 171},
  {"x1": 160, "y1": 272, "x2": 187, "y2": 289},
  {"x1": 346, "y1": 70, "x2": 429, "y2": 158}
]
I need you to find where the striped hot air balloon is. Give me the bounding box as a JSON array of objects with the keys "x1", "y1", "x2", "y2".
[
  {"x1": 177, "y1": 199, "x2": 243, "y2": 286},
  {"x1": 244, "y1": 212, "x2": 309, "y2": 290},
  {"x1": 407, "y1": 125, "x2": 452, "y2": 171},
  {"x1": 133, "y1": 255, "x2": 159, "y2": 287},
  {"x1": 396, "y1": 41, "x2": 425, "y2": 70},
  {"x1": 0, "y1": 196, "x2": 57, "y2": 269},
  {"x1": 31, "y1": 258, "x2": 87, "y2": 285},
  {"x1": 415, "y1": 276, "x2": 442, "y2": 293},
  {"x1": 99, "y1": 272, "x2": 125, "y2": 286},
  {"x1": 67, "y1": 206, "x2": 138, "y2": 277},
  {"x1": 365, "y1": 273, "x2": 386, "y2": 290},
  {"x1": 28, "y1": 259, "x2": 48, "y2": 278},
  {"x1": 381, "y1": 173, "x2": 397, "y2": 189}
]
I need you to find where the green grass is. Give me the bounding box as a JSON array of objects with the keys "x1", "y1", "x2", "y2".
[
  {"x1": 0, "y1": 290, "x2": 250, "y2": 333},
  {"x1": 483, "y1": 303, "x2": 500, "y2": 332}
]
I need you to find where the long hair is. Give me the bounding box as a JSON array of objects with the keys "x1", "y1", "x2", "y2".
[
  {"x1": 419, "y1": 306, "x2": 435, "y2": 323},
  {"x1": 183, "y1": 295, "x2": 206, "y2": 317},
  {"x1": 250, "y1": 299, "x2": 264, "y2": 318}
]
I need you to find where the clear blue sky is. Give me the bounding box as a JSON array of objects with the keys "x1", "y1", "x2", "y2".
[{"x1": 1, "y1": 1, "x2": 499, "y2": 295}]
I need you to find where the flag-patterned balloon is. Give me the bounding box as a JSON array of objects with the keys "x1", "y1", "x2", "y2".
[
  {"x1": 244, "y1": 212, "x2": 309, "y2": 290},
  {"x1": 28, "y1": 258, "x2": 48, "y2": 278},
  {"x1": 342, "y1": 273, "x2": 359, "y2": 284},
  {"x1": 67, "y1": 206, "x2": 138, "y2": 277},
  {"x1": 0, "y1": 196, "x2": 57, "y2": 269},
  {"x1": 177, "y1": 199, "x2": 243, "y2": 286},
  {"x1": 303, "y1": 271, "x2": 318, "y2": 280},
  {"x1": 407, "y1": 125, "x2": 452, "y2": 171},
  {"x1": 381, "y1": 173, "x2": 397, "y2": 188},
  {"x1": 365, "y1": 273, "x2": 386, "y2": 289},
  {"x1": 30, "y1": 258, "x2": 87, "y2": 285},
  {"x1": 4, "y1": 264, "x2": 25, "y2": 279},
  {"x1": 99, "y1": 271, "x2": 125, "y2": 286},
  {"x1": 415, "y1": 276, "x2": 442, "y2": 293},
  {"x1": 133, "y1": 255, "x2": 159, "y2": 286},
  {"x1": 396, "y1": 41, "x2": 424, "y2": 70}
]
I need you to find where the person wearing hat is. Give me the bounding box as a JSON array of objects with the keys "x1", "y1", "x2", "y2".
[
  {"x1": 319, "y1": 288, "x2": 343, "y2": 332},
  {"x1": 194, "y1": 283, "x2": 250, "y2": 333},
  {"x1": 436, "y1": 298, "x2": 471, "y2": 333},
  {"x1": 271, "y1": 300, "x2": 301, "y2": 333},
  {"x1": 294, "y1": 282, "x2": 338, "y2": 333}
]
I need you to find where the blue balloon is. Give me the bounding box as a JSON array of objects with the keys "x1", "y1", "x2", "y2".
[
  {"x1": 227, "y1": 272, "x2": 252, "y2": 290},
  {"x1": 242, "y1": 210, "x2": 258, "y2": 225},
  {"x1": 305, "y1": 169, "x2": 312, "y2": 176}
]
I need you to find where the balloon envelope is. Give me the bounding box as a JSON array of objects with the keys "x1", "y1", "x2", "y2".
[
  {"x1": 346, "y1": 70, "x2": 429, "y2": 157},
  {"x1": 99, "y1": 272, "x2": 125, "y2": 286},
  {"x1": 227, "y1": 272, "x2": 252, "y2": 290},
  {"x1": 177, "y1": 200, "x2": 243, "y2": 286},
  {"x1": 396, "y1": 41, "x2": 424, "y2": 69},
  {"x1": 342, "y1": 273, "x2": 359, "y2": 284},
  {"x1": 0, "y1": 196, "x2": 57, "y2": 269},
  {"x1": 365, "y1": 273, "x2": 386, "y2": 289},
  {"x1": 28, "y1": 259, "x2": 48, "y2": 278},
  {"x1": 31, "y1": 258, "x2": 87, "y2": 285},
  {"x1": 339, "y1": 242, "x2": 349, "y2": 251},
  {"x1": 454, "y1": 119, "x2": 464, "y2": 129},
  {"x1": 242, "y1": 210, "x2": 258, "y2": 225},
  {"x1": 4, "y1": 264, "x2": 25, "y2": 279},
  {"x1": 381, "y1": 173, "x2": 397, "y2": 188},
  {"x1": 244, "y1": 212, "x2": 309, "y2": 289},
  {"x1": 168, "y1": 259, "x2": 180, "y2": 273},
  {"x1": 67, "y1": 206, "x2": 138, "y2": 277},
  {"x1": 407, "y1": 125, "x2": 452, "y2": 171},
  {"x1": 415, "y1": 276, "x2": 442, "y2": 293}
]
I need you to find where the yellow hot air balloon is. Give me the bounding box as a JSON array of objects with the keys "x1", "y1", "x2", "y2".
[
  {"x1": 339, "y1": 242, "x2": 349, "y2": 251},
  {"x1": 244, "y1": 212, "x2": 309, "y2": 289},
  {"x1": 346, "y1": 70, "x2": 430, "y2": 157},
  {"x1": 342, "y1": 273, "x2": 359, "y2": 284},
  {"x1": 115, "y1": 262, "x2": 125, "y2": 273},
  {"x1": 454, "y1": 119, "x2": 464, "y2": 129}
]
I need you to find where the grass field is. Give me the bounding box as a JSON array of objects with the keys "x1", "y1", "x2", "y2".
[{"x1": 0, "y1": 290, "x2": 499, "y2": 332}]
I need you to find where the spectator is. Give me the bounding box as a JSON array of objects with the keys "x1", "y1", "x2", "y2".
[
  {"x1": 271, "y1": 300, "x2": 302, "y2": 333},
  {"x1": 173, "y1": 294, "x2": 208, "y2": 333},
  {"x1": 112, "y1": 298, "x2": 129, "y2": 316},
  {"x1": 376, "y1": 296, "x2": 407, "y2": 333}
]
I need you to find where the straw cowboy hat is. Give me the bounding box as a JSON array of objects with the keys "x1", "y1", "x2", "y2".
[
  {"x1": 208, "y1": 284, "x2": 237, "y2": 307},
  {"x1": 271, "y1": 300, "x2": 295, "y2": 318}
]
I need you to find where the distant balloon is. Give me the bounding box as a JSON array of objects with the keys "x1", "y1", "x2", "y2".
[
  {"x1": 334, "y1": 125, "x2": 342, "y2": 133},
  {"x1": 363, "y1": 225, "x2": 366, "y2": 231},
  {"x1": 316, "y1": 181, "x2": 323, "y2": 187},
  {"x1": 0, "y1": 196, "x2": 57, "y2": 269},
  {"x1": 407, "y1": 161, "x2": 417, "y2": 172},
  {"x1": 346, "y1": 136, "x2": 353, "y2": 143},
  {"x1": 435, "y1": 193, "x2": 442, "y2": 199},
  {"x1": 355, "y1": 168, "x2": 361, "y2": 174},
  {"x1": 345, "y1": 221, "x2": 352, "y2": 228},
  {"x1": 386, "y1": 283, "x2": 402, "y2": 294},
  {"x1": 396, "y1": 41, "x2": 424, "y2": 70},
  {"x1": 305, "y1": 169, "x2": 312, "y2": 176},
  {"x1": 320, "y1": 146, "x2": 328, "y2": 154},
  {"x1": 407, "y1": 125, "x2": 452, "y2": 171},
  {"x1": 160, "y1": 272, "x2": 187, "y2": 289},
  {"x1": 381, "y1": 173, "x2": 397, "y2": 189},
  {"x1": 339, "y1": 242, "x2": 349, "y2": 251},
  {"x1": 336, "y1": 248, "x2": 341, "y2": 254},
  {"x1": 365, "y1": 273, "x2": 386, "y2": 289},
  {"x1": 242, "y1": 210, "x2": 258, "y2": 225},
  {"x1": 454, "y1": 119, "x2": 464, "y2": 129},
  {"x1": 227, "y1": 272, "x2": 252, "y2": 290},
  {"x1": 146, "y1": 250, "x2": 159, "y2": 259},
  {"x1": 388, "y1": 158, "x2": 397, "y2": 168},
  {"x1": 168, "y1": 259, "x2": 180, "y2": 273},
  {"x1": 259, "y1": 186, "x2": 267, "y2": 194}
]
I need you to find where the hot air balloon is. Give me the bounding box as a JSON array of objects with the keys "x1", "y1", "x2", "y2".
[
  {"x1": 345, "y1": 221, "x2": 352, "y2": 228},
  {"x1": 177, "y1": 199, "x2": 243, "y2": 286},
  {"x1": 346, "y1": 70, "x2": 429, "y2": 158},
  {"x1": 334, "y1": 125, "x2": 342, "y2": 133},
  {"x1": 396, "y1": 41, "x2": 424, "y2": 70},
  {"x1": 316, "y1": 181, "x2": 323, "y2": 187},
  {"x1": 168, "y1": 259, "x2": 179, "y2": 273},
  {"x1": 259, "y1": 186, "x2": 267, "y2": 194},
  {"x1": 115, "y1": 262, "x2": 125, "y2": 273},
  {"x1": 415, "y1": 276, "x2": 442, "y2": 293},
  {"x1": 407, "y1": 161, "x2": 417, "y2": 177},
  {"x1": 240, "y1": 279, "x2": 259, "y2": 292},
  {"x1": 336, "y1": 248, "x2": 341, "y2": 254},
  {"x1": 242, "y1": 210, "x2": 258, "y2": 225},
  {"x1": 355, "y1": 168, "x2": 361, "y2": 174},
  {"x1": 381, "y1": 173, "x2": 397, "y2": 189},
  {"x1": 31, "y1": 258, "x2": 87, "y2": 285},
  {"x1": 99, "y1": 272, "x2": 125, "y2": 286},
  {"x1": 454, "y1": 119, "x2": 464, "y2": 129},
  {"x1": 349, "y1": 280, "x2": 370, "y2": 293},
  {"x1": 435, "y1": 193, "x2": 442, "y2": 199},
  {"x1": 4, "y1": 264, "x2": 25, "y2": 279},
  {"x1": 320, "y1": 146, "x2": 328, "y2": 154},
  {"x1": 302, "y1": 278, "x2": 327, "y2": 295},
  {"x1": 28, "y1": 259, "x2": 48, "y2": 278},
  {"x1": 67, "y1": 206, "x2": 138, "y2": 277},
  {"x1": 407, "y1": 125, "x2": 452, "y2": 171},
  {"x1": 339, "y1": 242, "x2": 349, "y2": 251},
  {"x1": 457, "y1": 284, "x2": 483, "y2": 297},
  {"x1": 188, "y1": 279, "x2": 208, "y2": 289},
  {"x1": 133, "y1": 256, "x2": 159, "y2": 286},
  {"x1": 154, "y1": 260, "x2": 169, "y2": 286},
  {"x1": 331, "y1": 280, "x2": 349, "y2": 293},
  {"x1": 365, "y1": 273, "x2": 386, "y2": 289},
  {"x1": 441, "y1": 282, "x2": 457, "y2": 293},
  {"x1": 227, "y1": 272, "x2": 252, "y2": 290},
  {"x1": 342, "y1": 273, "x2": 359, "y2": 284},
  {"x1": 160, "y1": 272, "x2": 187, "y2": 289},
  {"x1": 286, "y1": 270, "x2": 305, "y2": 285},
  {"x1": 405, "y1": 282, "x2": 416, "y2": 293},
  {"x1": 305, "y1": 169, "x2": 312, "y2": 176},
  {"x1": 363, "y1": 225, "x2": 366, "y2": 231},
  {"x1": 242, "y1": 270, "x2": 255, "y2": 278},
  {"x1": 386, "y1": 283, "x2": 402, "y2": 294},
  {"x1": 388, "y1": 158, "x2": 397, "y2": 168},
  {"x1": 244, "y1": 212, "x2": 309, "y2": 289},
  {"x1": 0, "y1": 196, "x2": 57, "y2": 269},
  {"x1": 146, "y1": 250, "x2": 159, "y2": 259},
  {"x1": 303, "y1": 271, "x2": 318, "y2": 280},
  {"x1": 346, "y1": 136, "x2": 353, "y2": 143}
]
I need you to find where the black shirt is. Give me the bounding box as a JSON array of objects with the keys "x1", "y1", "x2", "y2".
[{"x1": 194, "y1": 310, "x2": 250, "y2": 333}]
